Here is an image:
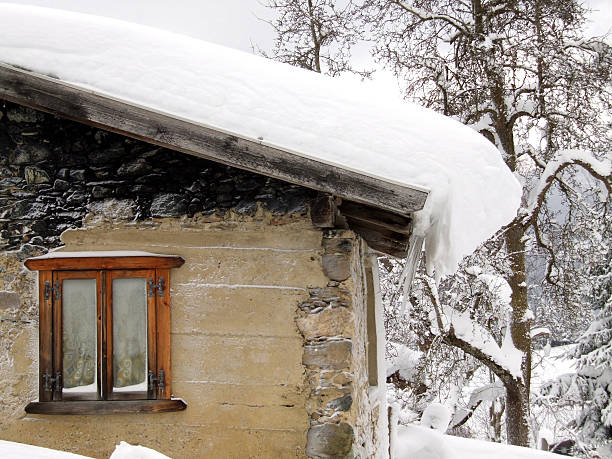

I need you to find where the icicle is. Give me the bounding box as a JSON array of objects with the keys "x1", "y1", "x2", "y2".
[{"x1": 399, "y1": 235, "x2": 425, "y2": 316}]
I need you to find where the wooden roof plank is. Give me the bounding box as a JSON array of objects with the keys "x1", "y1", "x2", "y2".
[
  {"x1": 338, "y1": 200, "x2": 412, "y2": 235},
  {"x1": 345, "y1": 216, "x2": 411, "y2": 258}
]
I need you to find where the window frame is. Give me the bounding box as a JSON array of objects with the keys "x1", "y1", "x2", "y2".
[{"x1": 24, "y1": 254, "x2": 185, "y2": 415}]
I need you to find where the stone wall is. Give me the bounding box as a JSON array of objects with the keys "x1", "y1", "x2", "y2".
[
  {"x1": 0, "y1": 243, "x2": 43, "y2": 427},
  {"x1": 297, "y1": 232, "x2": 388, "y2": 458},
  {"x1": 0, "y1": 101, "x2": 314, "y2": 251}
]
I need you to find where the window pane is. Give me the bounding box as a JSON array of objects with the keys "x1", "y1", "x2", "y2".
[
  {"x1": 62, "y1": 279, "x2": 97, "y2": 393},
  {"x1": 113, "y1": 278, "x2": 148, "y2": 392}
]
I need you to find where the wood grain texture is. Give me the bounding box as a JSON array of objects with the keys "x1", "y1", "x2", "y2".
[
  {"x1": 339, "y1": 200, "x2": 412, "y2": 235},
  {"x1": 310, "y1": 194, "x2": 338, "y2": 228},
  {"x1": 0, "y1": 64, "x2": 428, "y2": 216},
  {"x1": 156, "y1": 268, "x2": 172, "y2": 400},
  {"x1": 24, "y1": 399, "x2": 187, "y2": 415},
  {"x1": 38, "y1": 271, "x2": 53, "y2": 402},
  {"x1": 345, "y1": 216, "x2": 411, "y2": 258},
  {"x1": 25, "y1": 256, "x2": 185, "y2": 271}
]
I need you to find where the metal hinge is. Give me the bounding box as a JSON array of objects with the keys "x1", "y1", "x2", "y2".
[
  {"x1": 44, "y1": 280, "x2": 61, "y2": 300},
  {"x1": 148, "y1": 369, "x2": 165, "y2": 393},
  {"x1": 43, "y1": 372, "x2": 62, "y2": 392},
  {"x1": 147, "y1": 277, "x2": 165, "y2": 297}
]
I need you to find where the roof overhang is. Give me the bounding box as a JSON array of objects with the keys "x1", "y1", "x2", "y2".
[{"x1": 0, "y1": 63, "x2": 429, "y2": 257}]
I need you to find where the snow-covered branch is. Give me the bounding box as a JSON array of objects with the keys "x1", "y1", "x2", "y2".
[
  {"x1": 521, "y1": 149, "x2": 612, "y2": 226},
  {"x1": 424, "y1": 275, "x2": 523, "y2": 386}
]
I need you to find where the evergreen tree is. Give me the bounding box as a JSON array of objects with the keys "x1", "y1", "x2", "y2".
[{"x1": 574, "y1": 252, "x2": 612, "y2": 449}]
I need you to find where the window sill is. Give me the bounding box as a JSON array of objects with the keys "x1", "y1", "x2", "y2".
[{"x1": 25, "y1": 399, "x2": 187, "y2": 415}]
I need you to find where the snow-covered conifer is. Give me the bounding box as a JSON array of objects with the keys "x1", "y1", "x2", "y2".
[{"x1": 574, "y1": 253, "x2": 612, "y2": 447}]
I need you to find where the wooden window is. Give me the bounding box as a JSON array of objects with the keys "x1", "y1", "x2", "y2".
[{"x1": 24, "y1": 253, "x2": 186, "y2": 415}]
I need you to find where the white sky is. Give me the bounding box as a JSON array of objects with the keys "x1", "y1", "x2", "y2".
[
  {"x1": 4, "y1": 1, "x2": 274, "y2": 51},
  {"x1": 6, "y1": 0, "x2": 610, "y2": 53}
]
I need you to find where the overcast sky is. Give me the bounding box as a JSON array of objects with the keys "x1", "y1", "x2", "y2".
[{"x1": 6, "y1": 0, "x2": 611, "y2": 53}]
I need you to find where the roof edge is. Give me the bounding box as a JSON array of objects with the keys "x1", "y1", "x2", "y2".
[{"x1": 0, "y1": 63, "x2": 428, "y2": 216}]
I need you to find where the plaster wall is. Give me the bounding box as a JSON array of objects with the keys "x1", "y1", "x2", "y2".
[{"x1": 0, "y1": 214, "x2": 325, "y2": 458}]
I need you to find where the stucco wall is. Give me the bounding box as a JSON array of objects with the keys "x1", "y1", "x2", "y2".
[
  {"x1": 0, "y1": 212, "x2": 388, "y2": 459},
  {"x1": 0, "y1": 211, "x2": 325, "y2": 458}
]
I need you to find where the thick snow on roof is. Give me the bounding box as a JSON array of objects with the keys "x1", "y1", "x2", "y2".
[{"x1": 0, "y1": 4, "x2": 521, "y2": 275}]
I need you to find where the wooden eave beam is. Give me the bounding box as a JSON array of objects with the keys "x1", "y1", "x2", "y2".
[
  {"x1": 0, "y1": 64, "x2": 428, "y2": 217},
  {"x1": 345, "y1": 216, "x2": 411, "y2": 258},
  {"x1": 338, "y1": 200, "x2": 412, "y2": 235},
  {"x1": 310, "y1": 194, "x2": 413, "y2": 258}
]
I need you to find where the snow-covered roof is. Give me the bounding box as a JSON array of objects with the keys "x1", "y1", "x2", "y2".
[{"x1": 0, "y1": 4, "x2": 522, "y2": 275}]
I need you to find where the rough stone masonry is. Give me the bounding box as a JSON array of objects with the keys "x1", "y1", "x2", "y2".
[{"x1": 0, "y1": 101, "x2": 315, "y2": 251}]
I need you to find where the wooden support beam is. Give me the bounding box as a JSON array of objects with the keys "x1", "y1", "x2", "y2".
[
  {"x1": 345, "y1": 216, "x2": 410, "y2": 258},
  {"x1": 338, "y1": 200, "x2": 412, "y2": 235},
  {"x1": 25, "y1": 255, "x2": 185, "y2": 271},
  {"x1": 0, "y1": 64, "x2": 428, "y2": 217},
  {"x1": 310, "y1": 194, "x2": 338, "y2": 228}
]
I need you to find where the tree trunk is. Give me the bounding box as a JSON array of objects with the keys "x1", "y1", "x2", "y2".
[
  {"x1": 505, "y1": 381, "x2": 530, "y2": 446},
  {"x1": 489, "y1": 398, "x2": 504, "y2": 442},
  {"x1": 504, "y1": 222, "x2": 532, "y2": 446}
]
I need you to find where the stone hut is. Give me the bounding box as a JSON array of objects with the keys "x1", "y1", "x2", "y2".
[
  {"x1": 0, "y1": 6, "x2": 521, "y2": 458},
  {"x1": 0, "y1": 96, "x2": 400, "y2": 457},
  {"x1": 0, "y1": 61, "x2": 429, "y2": 458}
]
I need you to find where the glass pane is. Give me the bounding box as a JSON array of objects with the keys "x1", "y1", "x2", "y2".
[
  {"x1": 113, "y1": 278, "x2": 148, "y2": 392},
  {"x1": 62, "y1": 279, "x2": 97, "y2": 393}
]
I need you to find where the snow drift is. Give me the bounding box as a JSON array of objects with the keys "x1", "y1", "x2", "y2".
[
  {"x1": 395, "y1": 425, "x2": 569, "y2": 459},
  {"x1": 0, "y1": 3, "x2": 522, "y2": 275}
]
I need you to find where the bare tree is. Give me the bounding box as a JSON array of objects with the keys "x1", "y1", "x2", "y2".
[
  {"x1": 357, "y1": 0, "x2": 612, "y2": 445},
  {"x1": 260, "y1": 0, "x2": 612, "y2": 446},
  {"x1": 256, "y1": 0, "x2": 371, "y2": 76}
]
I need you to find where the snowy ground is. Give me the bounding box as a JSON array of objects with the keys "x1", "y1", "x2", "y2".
[
  {"x1": 0, "y1": 441, "x2": 169, "y2": 459},
  {"x1": 395, "y1": 425, "x2": 566, "y2": 459},
  {"x1": 3, "y1": 432, "x2": 566, "y2": 459},
  {"x1": 0, "y1": 440, "x2": 93, "y2": 459}
]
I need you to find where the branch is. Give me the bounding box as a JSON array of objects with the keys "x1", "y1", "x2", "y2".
[
  {"x1": 423, "y1": 276, "x2": 519, "y2": 387},
  {"x1": 532, "y1": 217, "x2": 558, "y2": 284},
  {"x1": 424, "y1": 275, "x2": 445, "y2": 333},
  {"x1": 391, "y1": 0, "x2": 471, "y2": 36},
  {"x1": 521, "y1": 150, "x2": 612, "y2": 228},
  {"x1": 444, "y1": 327, "x2": 517, "y2": 387}
]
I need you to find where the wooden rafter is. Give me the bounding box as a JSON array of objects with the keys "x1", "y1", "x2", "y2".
[{"x1": 310, "y1": 194, "x2": 413, "y2": 258}]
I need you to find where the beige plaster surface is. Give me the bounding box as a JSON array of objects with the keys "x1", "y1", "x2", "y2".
[{"x1": 0, "y1": 216, "x2": 322, "y2": 458}]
